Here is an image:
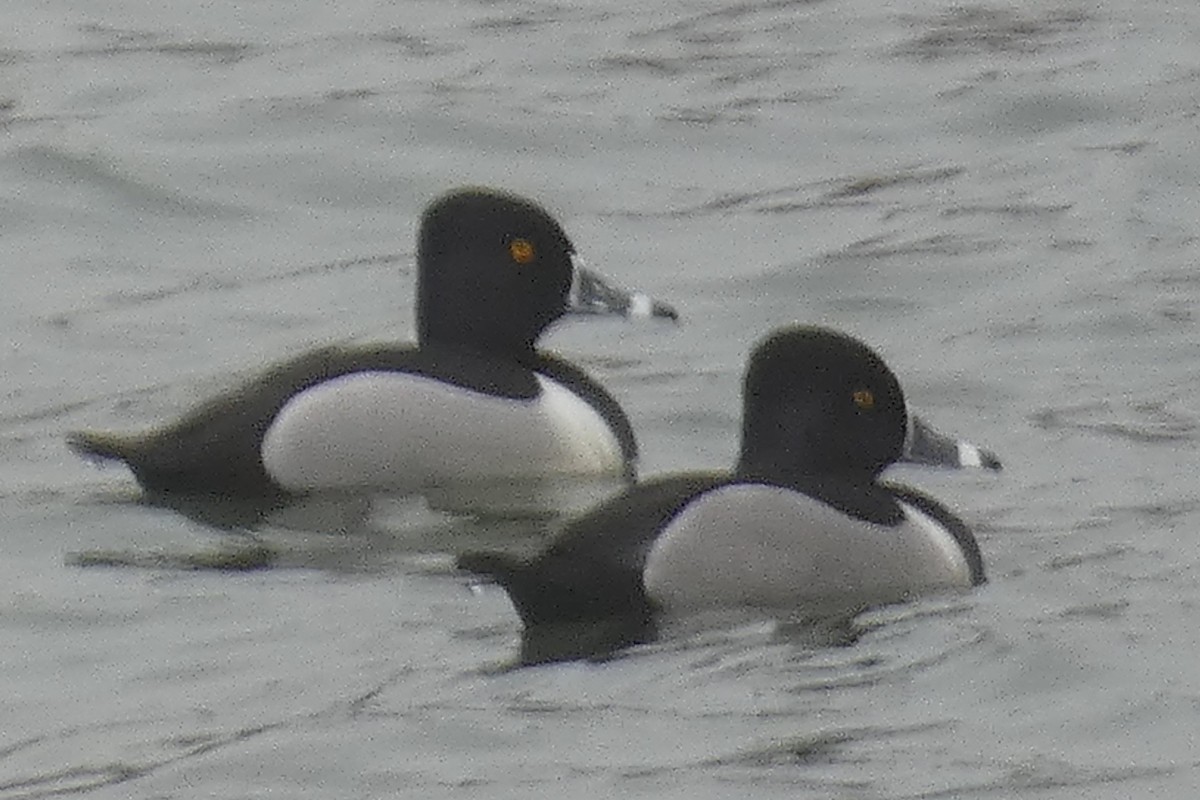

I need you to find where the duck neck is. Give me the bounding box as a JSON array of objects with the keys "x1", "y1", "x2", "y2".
[
  {"x1": 418, "y1": 320, "x2": 538, "y2": 364},
  {"x1": 422, "y1": 331, "x2": 535, "y2": 367},
  {"x1": 735, "y1": 450, "x2": 900, "y2": 525},
  {"x1": 735, "y1": 446, "x2": 881, "y2": 490}
]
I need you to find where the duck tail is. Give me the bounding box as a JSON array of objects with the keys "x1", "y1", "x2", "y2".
[
  {"x1": 66, "y1": 430, "x2": 142, "y2": 465},
  {"x1": 456, "y1": 550, "x2": 541, "y2": 627},
  {"x1": 458, "y1": 550, "x2": 658, "y2": 665}
]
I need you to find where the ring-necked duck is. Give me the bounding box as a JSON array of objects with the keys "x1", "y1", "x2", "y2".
[
  {"x1": 458, "y1": 325, "x2": 987, "y2": 665},
  {"x1": 68, "y1": 187, "x2": 673, "y2": 526}
]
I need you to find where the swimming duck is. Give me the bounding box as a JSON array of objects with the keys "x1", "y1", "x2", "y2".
[
  {"x1": 458, "y1": 325, "x2": 987, "y2": 665},
  {"x1": 69, "y1": 187, "x2": 669, "y2": 525}
]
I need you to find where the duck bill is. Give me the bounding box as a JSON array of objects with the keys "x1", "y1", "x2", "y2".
[
  {"x1": 902, "y1": 414, "x2": 1002, "y2": 471},
  {"x1": 568, "y1": 256, "x2": 679, "y2": 321}
]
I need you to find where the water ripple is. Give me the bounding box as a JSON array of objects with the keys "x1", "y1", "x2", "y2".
[
  {"x1": 0, "y1": 720, "x2": 283, "y2": 800},
  {"x1": 898, "y1": 6, "x2": 1092, "y2": 61},
  {"x1": 1031, "y1": 401, "x2": 1198, "y2": 444}
]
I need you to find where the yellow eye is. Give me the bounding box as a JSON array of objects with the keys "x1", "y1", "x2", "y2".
[
  {"x1": 852, "y1": 389, "x2": 874, "y2": 410},
  {"x1": 509, "y1": 238, "x2": 535, "y2": 264}
]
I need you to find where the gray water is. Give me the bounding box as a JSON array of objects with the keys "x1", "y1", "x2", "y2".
[{"x1": 3, "y1": 0, "x2": 1199, "y2": 796}]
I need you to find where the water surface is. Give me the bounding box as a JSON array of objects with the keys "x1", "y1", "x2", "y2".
[{"x1": 2, "y1": 0, "x2": 1199, "y2": 797}]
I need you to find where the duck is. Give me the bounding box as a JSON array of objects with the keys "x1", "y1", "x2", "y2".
[
  {"x1": 457, "y1": 325, "x2": 987, "y2": 665},
  {"x1": 69, "y1": 187, "x2": 673, "y2": 526}
]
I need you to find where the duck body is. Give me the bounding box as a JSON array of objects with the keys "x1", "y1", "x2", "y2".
[
  {"x1": 460, "y1": 473, "x2": 983, "y2": 665},
  {"x1": 459, "y1": 325, "x2": 987, "y2": 665},
  {"x1": 642, "y1": 481, "x2": 981, "y2": 615},
  {"x1": 71, "y1": 343, "x2": 634, "y2": 500},
  {"x1": 69, "y1": 188, "x2": 642, "y2": 525}
]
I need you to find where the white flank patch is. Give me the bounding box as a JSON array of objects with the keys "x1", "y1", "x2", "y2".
[
  {"x1": 643, "y1": 486, "x2": 972, "y2": 616},
  {"x1": 261, "y1": 371, "x2": 623, "y2": 493}
]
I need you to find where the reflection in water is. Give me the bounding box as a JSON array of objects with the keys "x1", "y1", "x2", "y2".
[{"x1": 64, "y1": 474, "x2": 629, "y2": 574}]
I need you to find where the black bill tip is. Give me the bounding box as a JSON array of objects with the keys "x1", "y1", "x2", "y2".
[
  {"x1": 902, "y1": 414, "x2": 1002, "y2": 471},
  {"x1": 568, "y1": 263, "x2": 679, "y2": 322}
]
